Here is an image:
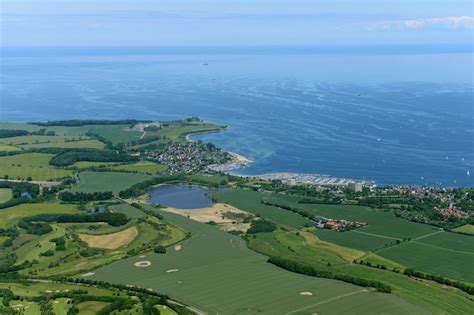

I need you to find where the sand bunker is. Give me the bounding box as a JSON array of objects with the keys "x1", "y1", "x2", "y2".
[
  {"x1": 79, "y1": 226, "x2": 138, "y2": 249},
  {"x1": 161, "y1": 203, "x2": 252, "y2": 232},
  {"x1": 81, "y1": 272, "x2": 95, "y2": 277},
  {"x1": 300, "y1": 292, "x2": 313, "y2": 296},
  {"x1": 134, "y1": 261, "x2": 152, "y2": 268},
  {"x1": 139, "y1": 255, "x2": 146, "y2": 258},
  {"x1": 174, "y1": 245, "x2": 182, "y2": 251},
  {"x1": 166, "y1": 269, "x2": 179, "y2": 273}
]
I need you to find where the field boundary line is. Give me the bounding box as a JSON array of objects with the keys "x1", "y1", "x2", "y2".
[
  {"x1": 350, "y1": 230, "x2": 399, "y2": 240},
  {"x1": 411, "y1": 230, "x2": 443, "y2": 241},
  {"x1": 411, "y1": 241, "x2": 474, "y2": 255},
  {"x1": 285, "y1": 289, "x2": 367, "y2": 315}
]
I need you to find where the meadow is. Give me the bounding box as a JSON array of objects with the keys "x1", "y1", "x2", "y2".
[
  {"x1": 90, "y1": 212, "x2": 425, "y2": 314},
  {"x1": 70, "y1": 171, "x2": 152, "y2": 195},
  {"x1": 0, "y1": 188, "x2": 13, "y2": 203},
  {"x1": 0, "y1": 153, "x2": 73, "y2": 180},
  {"x1": 0, "y1": 144, "x2": 20, "y2": 151}
]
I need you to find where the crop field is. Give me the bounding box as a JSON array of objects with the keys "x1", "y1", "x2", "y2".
[
  {"x1": 0, "y1": 135, "x2": 104, "y2": 149},
  {"x1": 0, "y1": 188, "x2": 13, "y2": 203},
  {"x1": 210, "y1": 190, "x2": 311, "y2": 228},
  {"x1": 251, "y1": 227, "x2": 473, "y2": 314},
  {"x1": 90, "y1": 212, "x2": 424, "y2": 314},
  {"x1": 0, "y1": 202, "x2": 78, "y2": 228},
  {"x1": 70, "y1": 171, "x2": 152, "y2": 195},
  {"x1": 453, "y1": 224, "x2": 474, "y2": 235},
  {"x1": 0, "y1": 153, "x2": 73, "y2": 180},
  {"x1": 110, "y1": 161, "x2": 168, "y2": 174},
  {"x1": 377, "y1": 231, "x2": 474, "y2": 282}
]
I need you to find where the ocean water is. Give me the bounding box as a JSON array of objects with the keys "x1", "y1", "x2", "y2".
[{"x1": 0, "y1": 47, "x2": 473, "y2": 186}]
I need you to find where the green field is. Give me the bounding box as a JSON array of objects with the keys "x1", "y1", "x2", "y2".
[
  {"x1": 70, "y1": 171, "x2": 152, "y2": 195},
  {"x1": 0, "y1": 153, "x2": 73, "y2": 180},
  {"x1": 453, "y1": 224, "x2": 474, "y2": 235},
  {"x1": 0, "y1": 202, "x2": 79, "y2": 228},
  {"x1": 377, "y1": 231, "x2": 474, "y2": 282},
  {"x1": 110, "y1": 161, "x2": 168, "y2": 174},
  {"x1": 90, "y1": 212, "x2": 425, "y2": 314},
  {"x1": 0, "y1": 188, "x2": 13, "y2": 203},
  {"x1": 0, "y1": 135, "x2": 104, "y2": 149}
]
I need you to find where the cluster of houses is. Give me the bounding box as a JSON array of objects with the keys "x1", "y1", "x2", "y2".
[
  {"x1": 313, "y1": 217, "x2": 367, "y2": 231},
  {"x1": 436, "y1": 204, "x2": 468, "y2": 219},
  {"x1": 151, "y1": 141, "x2": 230, "y2": 174}
]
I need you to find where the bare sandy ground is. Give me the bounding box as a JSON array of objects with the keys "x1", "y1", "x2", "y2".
[
  {"x1": 79, "y1": 226, "x2": 138, "y2": 249},
  {"x1": 161, "y1": 203, "x2": 251, "y2": 232}
]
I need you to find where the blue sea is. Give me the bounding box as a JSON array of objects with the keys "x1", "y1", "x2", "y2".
[{"x1": 0, "y1": 46, "x2": 473, "y2": 186}]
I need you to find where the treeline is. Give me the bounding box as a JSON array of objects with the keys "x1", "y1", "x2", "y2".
[
  {"x1": 29, "y1": 119, "x2": 151, "y2": 127},
  {"x1": 49, "y1": 148, "x2": 137, "y2": 166},
  {"x1": 0, "y1": 129, "x2": 29, "y2": 138},
  {"x1": 262, "y1": 200, "x2": 317, "y2": 221},
  {"x1": 404, "y1": 268, "x2": 473, "y2": 295},
  {"x1": 268, "y1": 256, "x2": 392, "y2": 293},
  {"x1": 59, "y1": 191, "x2": 113, "y2": 202},
  {"x1": 119, "y1": 174, "x2": 185, "y2": 198}
]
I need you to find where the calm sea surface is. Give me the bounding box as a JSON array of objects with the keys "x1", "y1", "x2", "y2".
[{"x1": 1, "y1": 47, "x2": 473, "y2": 186}]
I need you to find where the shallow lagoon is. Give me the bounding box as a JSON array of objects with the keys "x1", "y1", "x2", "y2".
[{"x1": 147, "y1": 183, "x2": 222, "y2": 209}]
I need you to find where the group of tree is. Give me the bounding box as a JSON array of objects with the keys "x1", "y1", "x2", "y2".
[
  {"x1": 268, "y1": 256, "x2": 392, "y2": 293},
  {"x1": 17, "y1": 212, "x2": 129, "y2": 236},
  {"x1": 0, "y1": 129, "x2": 29, "y2": 138},
  {"x1": 119, "y1": 174, "x2": 185, "y2": 198},
  {"x1": 49, "y1": 148, "x2": 137, "y2": 166},
  {"x1": 59, "y1": 191, "x2": 113, "y2": 202},
  {"x1": 247, "y1": 219, "x2": 277, "y2": 234}
]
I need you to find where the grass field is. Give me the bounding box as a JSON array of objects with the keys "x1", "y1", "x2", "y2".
[
  {"x1": 110, "y1": 203, "x2": 146, "y2": 218},
  {"x1": 52, "y1": 298, "x2": 70, "y2": 315},
  {"x1": 0, "y1": 188, "x2": 13, "y2": 203},
  {"x1": 156, "y1": 305, "x2": 178, "y2": 315},
  {"x1": 0, "y1": 135, "x2": 104, "y2": 149},
  {"x1": 110, "y1": 161, "x2": 168, "y2": 174},
  {"x1": 453, "y1": 224, "x2": 474, "y2": 235},
  {"x1": 0, "y1": 144, "x2": 20, "y2": 151},
  {"x1": 0, "y1": 202, "x2": 79, "y2": 228},
  {"x1": 0, "y1": 153, "x2": 73, "y2": 180},
  {"x1": 90, "y1": 212, "x2": 425, "y2": 314},
  {"x1": 70, "y1": 171, "x2": 152, "y2": 195}
]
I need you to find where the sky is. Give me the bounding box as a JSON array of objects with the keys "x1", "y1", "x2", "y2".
[{"x1": 0, "y1": 0, "x2": 473, "y2": 47}]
